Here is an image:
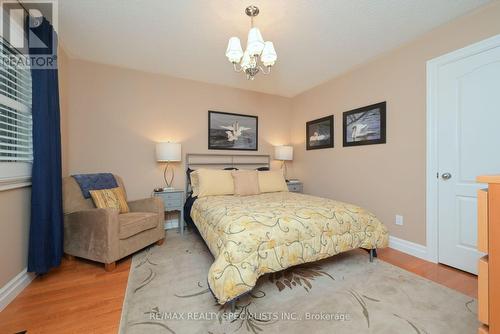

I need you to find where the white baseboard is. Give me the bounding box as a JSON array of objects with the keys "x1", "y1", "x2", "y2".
[
  {"x1": 389, "y1": 236, "x2": 428, "y2": 261},
  {"x1": 0, "y1": 268, "x2": 35, "y2": 312}
]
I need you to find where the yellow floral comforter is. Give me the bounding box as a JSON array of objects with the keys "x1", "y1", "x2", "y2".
[{"x1": 191, "y1": 192, "x2": 389, "y2": 304}]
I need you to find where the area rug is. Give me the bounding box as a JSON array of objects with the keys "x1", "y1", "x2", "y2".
[{"x1": 119, "y1": 231, "x2": 478, "y2": 334}]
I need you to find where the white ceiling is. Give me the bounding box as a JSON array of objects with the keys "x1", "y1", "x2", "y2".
[{"x1": 58, "y1": 0, "x2": 490, "y2": 97}]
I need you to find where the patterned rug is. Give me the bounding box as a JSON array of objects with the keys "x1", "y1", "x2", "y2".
[{"x1": 119, "y1": 231, "x2": 478, "y2": 334}]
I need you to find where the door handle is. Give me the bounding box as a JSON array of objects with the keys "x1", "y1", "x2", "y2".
[{"x1": 441, "y1": 173, "x2": 452, "y2": 180}]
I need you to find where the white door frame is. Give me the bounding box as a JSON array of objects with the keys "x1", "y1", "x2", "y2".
[{"x1": 426, "y1": 34, "x2": 500, "y2": 263}]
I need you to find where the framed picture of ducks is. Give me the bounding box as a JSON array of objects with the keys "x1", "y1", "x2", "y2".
[
  {"x1": 306, "y1": 115, "x2": 334, "y2": 150},
  {"x1": 208, "y1": 111, "x2": 258, "y2": 151},
  {"x1": 343, "y1": 102, "x2": 386, "y2": 147}
]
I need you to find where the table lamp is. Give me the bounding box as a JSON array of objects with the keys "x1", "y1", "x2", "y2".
[
  {"x1": 156, "y1": 142, "x2": 181, "y2": 191},
  {"x1": 274, "y1": 145, "x2": 293, "y2": 181}
]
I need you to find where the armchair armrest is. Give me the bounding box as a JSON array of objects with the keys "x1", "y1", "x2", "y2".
[
  {"x1": 63, "y1": 208, "x2": 120, "y2": 263},
  {"x1": 128, "y1": 197, "x2": 164, "y2": 215}
]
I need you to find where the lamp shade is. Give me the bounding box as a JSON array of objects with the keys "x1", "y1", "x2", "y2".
[
  {"x1": 261, "y1": 41, "x2": 277, "y2": 66},
  {"x1": 274, "y1": 145, "x2": 293, "y2": 161},
  {"x1": 246, "y1": 27, "x2": 265, "y2": 56},
  {"x1": 156, "y1": 142, "x2": 181, "y2": 162},
  {"x1": 225, "y1": 37, "x2": 243, "y2": 63}
]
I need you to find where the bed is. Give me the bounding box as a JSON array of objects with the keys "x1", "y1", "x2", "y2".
[{"x1": 183, "y1": 154, "x2": 389, "y2": 306}]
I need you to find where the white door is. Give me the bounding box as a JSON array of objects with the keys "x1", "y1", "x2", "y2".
[{"x1": 436, "y1": 38, "x2": 500, "y2": 274}]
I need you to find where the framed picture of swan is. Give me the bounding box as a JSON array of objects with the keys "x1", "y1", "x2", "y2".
[
  {"x1": 306, "y1": 115, "x2": 334, "y2": 150},
  {"x1": 208, "y1": 111, "x2": 258, "y2": 151},
  {"x1": 343, "y1": 102, "x2": 386, "y2": 147}
]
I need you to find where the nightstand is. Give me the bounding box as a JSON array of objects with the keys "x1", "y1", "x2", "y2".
[
  {"x1": 287, "y1": 181, "x2": 303, "y2": 193},
  {"x1": 153, "y1": 189, "x2": 185, "y2": 235}
]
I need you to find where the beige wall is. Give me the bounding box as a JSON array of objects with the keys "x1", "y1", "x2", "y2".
[
  {"x1": 64, "y1": 59, "x2": 292, "y2": 200},
  {"x1": 291, "y1": 2, "x2": 500, "y2": 245},
  {"x1": 0, "y1": 188, "x2": 31, "y2": 287}
]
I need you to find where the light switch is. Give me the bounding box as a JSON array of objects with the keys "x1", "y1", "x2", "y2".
[{"x1": 395, "y1": 215, "x2": 404, "y2": 226}]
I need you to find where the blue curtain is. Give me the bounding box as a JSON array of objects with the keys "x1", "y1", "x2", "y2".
[{"x1": 27, "y1": 18, "x2": 63, "y2": 274}]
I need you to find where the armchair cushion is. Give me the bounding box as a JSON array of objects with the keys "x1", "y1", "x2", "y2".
[
  {"x1": 119, "y1": 212, "x2": 158, "y2": 239},
  {"x1": 90, "y1": 187, "x2": 130, "y2": 213}
]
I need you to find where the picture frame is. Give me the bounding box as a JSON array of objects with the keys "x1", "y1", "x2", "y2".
[
  {"x1": 306, "y1": 115, "x2": 334, "y2": 150},
  {"x1": 343, "y1": 102, "x2": 386, "y2": 147},
  {"x1": 208, "y1": 111, "x2": 258, "y2": 151}
]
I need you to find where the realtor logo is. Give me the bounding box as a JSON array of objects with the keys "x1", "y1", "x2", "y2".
[{"x1": 1, "y1": 0, "x2": 58, "y2": 68}]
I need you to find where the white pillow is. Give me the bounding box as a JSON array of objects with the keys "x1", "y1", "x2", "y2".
[{"x1": 258, "y1": 170, "x2": 288, "y2": 193}]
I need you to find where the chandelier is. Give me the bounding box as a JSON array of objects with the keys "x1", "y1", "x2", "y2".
[{"x1": 225, "y1": 5, "x2": 277, "y2": 80}]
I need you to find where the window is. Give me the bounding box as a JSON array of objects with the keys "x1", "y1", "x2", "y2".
[{"x1": 0, "y1": 37, "x2": 32, "y2": 190}]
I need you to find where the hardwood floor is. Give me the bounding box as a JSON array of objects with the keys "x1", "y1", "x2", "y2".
[
  {"x1": 377, "y1": 248, "x2": 478, "y2": 298},
  {"x1": 0, "y1": 248, "x2": 477, "y2": 334},
  {"x1": 0, "y1": 257, "x2": 131, "y2": 334}
]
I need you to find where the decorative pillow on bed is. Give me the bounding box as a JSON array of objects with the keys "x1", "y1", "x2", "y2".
[
  {"x1": 232, "y1": 170, "x2": 260, "y2": 196},
  {"x1": 189, "y1": 168, "x2": 238, "y2": 197},
  {"x1": 258, "y1": 170, "x2": 288, "y2": 193},
  {"x1": 89, "y1": 187, "x2": 129, "y2": 213},
  {"x1": 196, "y1": 169, "x2": 235, "y2": 197}
]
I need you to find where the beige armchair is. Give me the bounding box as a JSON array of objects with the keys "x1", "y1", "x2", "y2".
[{"x1": 62, "y1": 175, "x2": 165, "y2": 271}]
